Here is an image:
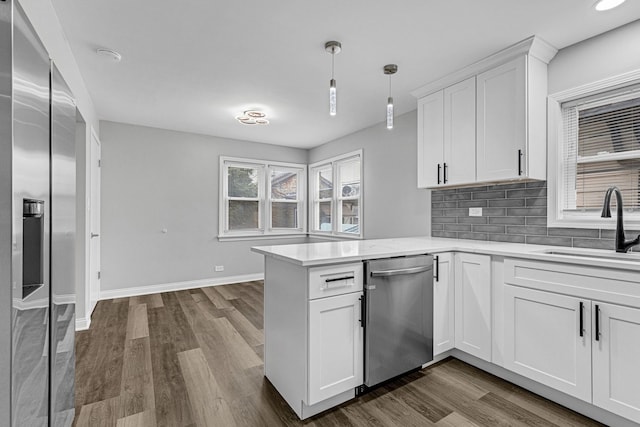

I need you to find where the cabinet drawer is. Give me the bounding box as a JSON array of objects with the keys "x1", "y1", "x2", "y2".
[
  {"x1": 504, "y1": 258, "x2": 640, "y2": 307},
  {"x1": 309, "y1": 263, "x2": 363, "y2": 300}
]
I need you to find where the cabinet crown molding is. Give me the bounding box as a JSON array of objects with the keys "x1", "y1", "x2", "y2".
[{"x1": 411, "y1": 35, "x2": 558, "y2": 99}]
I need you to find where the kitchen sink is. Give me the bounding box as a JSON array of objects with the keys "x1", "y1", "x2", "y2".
[{"x1": 537, "y1": 248, "x2": 640, "y2": 262}]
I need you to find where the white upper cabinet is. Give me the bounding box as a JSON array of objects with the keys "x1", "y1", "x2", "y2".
[
  {"x1": 413, "y1": 36, "x2": 556, "y2": 189},
  {"x1": 444, "y1": 77, "x2": 476, "y2": 186},
  {"x1": 476, "y1": 56, "x2": 526, "y2": 181},
  {"x1": 476, "y1": 55, "x2": 548, "y2": 181},
  {"x1": 418, "y1": 78, "x2": 476, "y2": 188},
  {"x1": 417, "y1": 91, "x2": 444, "y2": 188}
]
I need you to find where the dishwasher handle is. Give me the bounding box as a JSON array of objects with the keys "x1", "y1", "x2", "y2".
[{"x1": 370, "y1": 265, "x2": 432, "y2": 277}]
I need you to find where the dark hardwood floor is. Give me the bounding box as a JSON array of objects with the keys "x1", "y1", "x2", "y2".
[{"x1": 73, "y1": 281, "x2": 603, "y2": 427}]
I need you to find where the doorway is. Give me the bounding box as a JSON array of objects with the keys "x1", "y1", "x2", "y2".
[{"x1": 89, "y1": 128, "x2": 101, "y2": 314}]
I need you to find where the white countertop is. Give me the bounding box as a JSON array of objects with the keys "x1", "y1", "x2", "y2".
[{"x1": 251, "y1": 236, "x2": 640, "y2": 271}]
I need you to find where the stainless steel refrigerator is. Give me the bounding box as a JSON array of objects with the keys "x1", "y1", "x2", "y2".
[{"x1": 0, "y1": 1, "x2": 77, "y2": 425}]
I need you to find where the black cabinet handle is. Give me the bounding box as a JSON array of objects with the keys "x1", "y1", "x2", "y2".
[
  {"x1": 359, "y1": 295, "x2": 365, "y2": 328},
  {"x1": 434, "y1": 255, "x2": 440, "y2": 282},
  {"x1": 579, "y1": 302, "x2": 584, "y2": 337},
  {"x1": 595, "y1": 304, "x2": 600, "y2": 341},
  {"x1": 325, "y1": 276, "x2": 354, "y2": 283},
  {"x1": 437, "y1": 164, "x2": 441, "y2": 184},
  {"x1": 518, "y1": 149, "x2": 523, "y2": 176},
  {"x1": 443, "y1": 163, "x2": 448, "y2": 184}
]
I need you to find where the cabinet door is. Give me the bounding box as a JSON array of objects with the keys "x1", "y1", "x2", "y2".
[
  {"x1": 476, "y1": 56, "x2": 526, "y2": 181},
  {"x1": 417, "y1": 91, "x2": 444, "y2": 188},
  {"x1": 504, "y1": 285, "x2": 592, "y2": 402},
  {"x1": 592, "y1": 302, "x2": 640, "y2": 423},
  {"x1": 444, "y1": 77, "x2": 476, "y2": 186},
  {"x1": 434, "y1": 253, "x2": 455, "y2": 356},
  {"x1": 454, "y1": 253, "x2": 491, "y2": 361},
  {"x1": 308, "y1": 292, "x2": 363, "y2": 405}
]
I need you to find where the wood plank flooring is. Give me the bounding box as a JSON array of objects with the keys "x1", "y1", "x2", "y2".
[{"x1": 74, "y1": 281, "x2": 604, "y2": 427}]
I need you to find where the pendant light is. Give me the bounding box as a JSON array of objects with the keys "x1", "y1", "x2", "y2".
[
  {"x1": 384, "y1": 64, "x2": 398, "y2": 129},
  {"x1": 325, "y1": 41, "x2": 341, "y2": 116}
]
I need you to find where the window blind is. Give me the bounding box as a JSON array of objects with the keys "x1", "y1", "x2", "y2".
[{"x1": 561, "y1": 93, "x2": 640, "y2": 212}]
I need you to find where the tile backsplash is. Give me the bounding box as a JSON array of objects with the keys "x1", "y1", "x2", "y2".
[{"x1": 431, "y1": 181, "x2": 638, "y2": 250}]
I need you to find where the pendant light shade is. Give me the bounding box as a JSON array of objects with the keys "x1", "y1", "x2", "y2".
[
  {"x1": 384, "y1": 64, "x2": 398, "y2": 130},
  {"x1": 325, "y1": 41, "x2": 341, "y2": 116},
  {"x1": 387, "y1": 97, "x2": 394, "y2": 129},
  {"x1": 329, "y1": 78, "x2": 337, "y2": 116}
]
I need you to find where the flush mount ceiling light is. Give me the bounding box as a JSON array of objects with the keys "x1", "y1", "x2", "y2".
[
  {"x1": 384, "y1": 64, "x2": 398, "y2": 130},
  {"x1": 593, "y1": 0, "x2": 625, "y2": 10},
  {"x1": 236, "y1": 110, "x2": 269, "y2": 125},
  {"x1": 244, "y1": 110, "x2": 266, "y2": 118},
  {"x1": 96, "y1": 48, "x2": 122, "y2": 62},
  {"x1": 325, "y1": 41, "x2": 342, "y2": 116}
]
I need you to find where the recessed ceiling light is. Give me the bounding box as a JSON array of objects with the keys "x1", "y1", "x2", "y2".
[
  {"x1": 96, "y1": 48, "x2": 122, "y2": 62},
  {"x1": 593, "y1": 0, "x2": 625, "y2": 11}
]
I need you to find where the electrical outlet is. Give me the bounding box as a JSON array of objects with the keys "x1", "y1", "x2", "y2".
[
  {"x1": 215, "y1": 265, "x2": 224, "y2": 272},
  {"x1": 469, "y1": 207, "x2": 483, "y2": 217}
]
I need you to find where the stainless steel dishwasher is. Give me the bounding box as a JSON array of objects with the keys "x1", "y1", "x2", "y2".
[{"x1": 362, "y1": 254, "x2": 434, "y2": 389}]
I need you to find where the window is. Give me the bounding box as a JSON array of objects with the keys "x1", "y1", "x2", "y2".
[
  {"x1": 219, "y1": 157, "x2": 306, "y2": 239},
  {"x1": 548, "y1": 75, "x2": 640, "y2": 228},
  {"x1": 309, "y1": 150, "x2": 363, "y2": 238}
]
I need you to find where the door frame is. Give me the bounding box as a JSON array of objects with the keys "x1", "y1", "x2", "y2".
[{"x1": 88, "y1": 126, "x2": 101, "y2": 315}]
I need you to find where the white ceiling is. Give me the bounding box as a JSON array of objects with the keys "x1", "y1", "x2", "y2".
[{"x1": 51, "y1": 0, "x2": 640, "y2": 149}]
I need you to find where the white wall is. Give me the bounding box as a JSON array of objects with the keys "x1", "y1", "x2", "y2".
[
  {"x1": 548, "y1": 19, "x2": 640, "y2": 94},
  {"x1": 99, "y1": 121, "x2": 308, "y2": 295},
  {"x1": 309, "y1": 111, "x2": 430, "y2": 239}
]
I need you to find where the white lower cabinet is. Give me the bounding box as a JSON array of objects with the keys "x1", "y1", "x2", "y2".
[
  {"x1": 308, "y1": 292, "x2": 363, "y2": 406},
  {"x1": 433, "y1": 253, "x2": 455, "y2": 356},
  {"x1": 263, "y1": 258, "x2": 364, "y2": 419},
  {"x1": 503, "y1": 285, "x2": 592, "y2": 401},
  {"x1": 455, "y1": 253, "x2": 492, "y2": 361},
  {"x1": 592, "y1": 302, "x2": 640, "y2": 423},
  {"x1": 504, "y1": 283, "x2": 640, "y2": 424}
]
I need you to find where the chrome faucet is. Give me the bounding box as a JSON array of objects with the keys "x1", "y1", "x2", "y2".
[{"x1": 601, "y1": 186, "x2": 640, "y2": 253}]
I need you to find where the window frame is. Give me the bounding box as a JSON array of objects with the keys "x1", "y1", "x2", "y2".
[
  {"x1": 308, "y1": 150, "x2": 363, "y2": 239},
  {"x1": 219, "y1": 156, "x2": 307, "y2": 240},
  {"x1": 547, "y1": 70, "x2": 640, "y2": 229}
]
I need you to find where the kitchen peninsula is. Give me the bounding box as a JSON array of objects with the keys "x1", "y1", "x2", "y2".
[{"x1": 253, "y1": 237, "x2": 640, "y2": 426}]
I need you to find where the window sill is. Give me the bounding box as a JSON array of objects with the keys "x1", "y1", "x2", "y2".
[{"x1": 218, "y1": 233, "x2": 307, "y2": 242}]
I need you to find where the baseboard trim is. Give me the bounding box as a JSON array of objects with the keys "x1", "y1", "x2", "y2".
[
  {"x1": 98, "y1": 273, "x2": 264, "y2": 301},
  {"x1": 76, "y1": 316, "x2": 91, "y2": 331}
]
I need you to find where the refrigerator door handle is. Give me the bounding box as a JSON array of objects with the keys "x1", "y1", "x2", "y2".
[{"x1": 370, "y1": 265, "x2": 433, "y2": 277}]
